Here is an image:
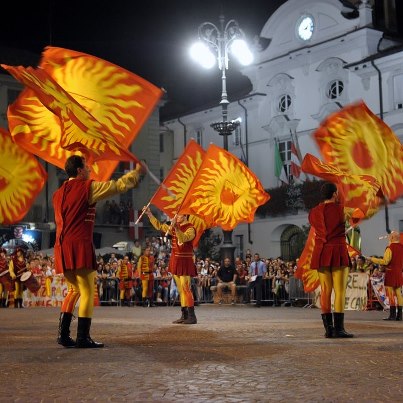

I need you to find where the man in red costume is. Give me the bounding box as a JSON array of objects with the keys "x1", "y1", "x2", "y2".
[
  {"x1": 137, "y1": 246, "x2": 155, "y2": 307},
  {"x1": 0, "y1": 248, "x2": 10, "y2": 308},
  {"x1": 308, "y1": 182, "x2": 353, "y2": 338},
  {"x1": 9, "y1": 248, "x2": 28, "y2": 308},
  {"x1": 53, "y1": 155, "x2": 143, "y2": 348},
  {"x1": 145, "y1": 208, "x2": 197, "y2": 324},
  {"x1": 370, "y1": 231, "x2": 403, "y2": 321},
  {"x1": 116, "y1": 255, "x2": 134, "y2": 307}
]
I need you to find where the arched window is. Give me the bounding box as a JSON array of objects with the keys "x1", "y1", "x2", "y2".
[
  {"x1": 326, "y1": 80, "x2": 344, "y2": 99},
  {"x1": 278, "y1": 94, "x2": 292, "y2": 113}
]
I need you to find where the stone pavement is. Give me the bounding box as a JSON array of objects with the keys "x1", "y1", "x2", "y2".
[{"x1": 0, "y1": 304, "x2": 402, "y2": 402}]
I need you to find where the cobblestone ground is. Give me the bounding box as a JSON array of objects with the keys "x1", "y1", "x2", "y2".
[{"x1": 0, "y1": 305, "x2": 402, "y2": 402}]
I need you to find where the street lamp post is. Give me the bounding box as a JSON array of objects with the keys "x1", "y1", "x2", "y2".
[{"x1": 191, "y1": 14, "x2": 253, "y2": 262}]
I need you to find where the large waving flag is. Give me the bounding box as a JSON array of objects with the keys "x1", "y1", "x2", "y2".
[
  {"x1": 0, "y1": 128, "x2": 47, "y2": 224},
  {"x1": 4, "y1": 46, "x2": 162, "y2": 181},
  {"x1": 149, "y1": 139, "x2": 207, "y2": 246},
  {"x1": 2, "y1": 64, "x2": 137, "y2": 163},
  {"x1": 301, "y1": 153, "x2": 382, "y2": 218},
  {"x1": 180, "y1": 144, "x2": 270, "y2": 230},
  {"x1": 313, "y1": 101, "x2": 403, "y2": 201}
]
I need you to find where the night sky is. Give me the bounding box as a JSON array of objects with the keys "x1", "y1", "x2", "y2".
[{"x1": 1, "y1": 0, "x2": 287, "y2": 119}]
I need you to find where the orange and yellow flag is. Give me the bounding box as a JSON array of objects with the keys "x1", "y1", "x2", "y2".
[
  {"x1": 301, "y1": 153, "x2": 382, "y2": 219},
  {"x1": 3, "y1": 64, "x2": 137, "y2": 163},
  {"x1": 149, "y1": 139, "x2": 207, "y2": 246},
  {"x1": 0, "y1": 128, "x2": 47, "y2": 224},
  {"x1": 4, "y1": 46, "x2": 162, "y2": 181},
  {"x1": 313, "y1": 101, "x2": 403, "y2": 201},
  {"x1": 180, "y1": 144, "x2": 270, "y2": 230}
]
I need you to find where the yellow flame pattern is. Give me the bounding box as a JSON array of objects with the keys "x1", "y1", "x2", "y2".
[
  {"x1": 301, "y1": 153, "x2": 381, "y2": 218},
  {"x1": 314, "y1": 101, "x2": 403, "y2": 201},
  {"x1": 0, "y1": 128, "x2": 47, "y2": 224},
  {"x1": 4, "y1": 46, "x2": 162, "y2": 181},
  {"x1": 150, "y1": 140, "x2": 207, "y2": 246},
  {"x1": 180, "y1": 144, "x2": 270, "y2": 230}
]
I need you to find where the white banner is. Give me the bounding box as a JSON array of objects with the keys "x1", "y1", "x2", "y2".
[
  {"x1": 23, "y1": 275, "x2": 67, "y2": 307},
  {"x1": 314, "y1": 272, "x2": 369, "y2": 311}
]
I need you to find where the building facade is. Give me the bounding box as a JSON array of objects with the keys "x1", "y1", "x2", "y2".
[{"x1": 162, "y1": 0, "x2": 403, "y2": 258}]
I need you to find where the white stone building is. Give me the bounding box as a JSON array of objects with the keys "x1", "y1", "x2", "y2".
[{"x1": 162, "y1": 0, "x2": 403, "y2": 259}]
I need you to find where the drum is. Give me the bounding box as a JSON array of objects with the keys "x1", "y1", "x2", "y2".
[
  {"x1": 0, "y1": 269, "x2": 15, "y2": 292},
  {"x1": 20, "y1": 271, "x2": 41, "y2": 293}
]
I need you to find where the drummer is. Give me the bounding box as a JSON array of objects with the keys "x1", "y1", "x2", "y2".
[
  {"x1": 9, "y1": 247, "x2": 28, "y2": 308},
  {"x1": 0, "y1": 248, "x2": 10, "y2": 308}
]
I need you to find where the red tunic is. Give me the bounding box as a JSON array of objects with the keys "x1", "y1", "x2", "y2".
[
  {"x1": 384, "y1": 243, "x2": 403, "y2": 288},
  {"x1": 118, "y1": 262, "x2": 134, "y2": 290},
  {"x1": 53, "y1": 179, "x2": 97, "y2": 274},
  {"x1": 308, "y1": 202, "x2": 350, "y2": 270},
  {"x1": 138, "y1": 255, "x2": 154, "y2": 281},
  {"x1": 169, "y1": 223, "x2": 196, "y2": 277},
  {"x1": 0, "y1": 256, "x2": 7, "y2": 274}
]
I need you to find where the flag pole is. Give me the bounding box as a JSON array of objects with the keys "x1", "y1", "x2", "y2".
[
  {"x1": 384, "y1": 197, "x2": 391, "y2": 234},
  {"x1": 135, "y1": 161, "x2": 176, "y2": 225}
]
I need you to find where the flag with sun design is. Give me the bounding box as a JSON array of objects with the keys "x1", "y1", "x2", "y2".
[
  {"x1": 0, "y1": 128, "x2": 47, "y2": 224},
  {"x1": 295, "y1": 227, "x2": 319, "y2": 292},
  {"x1": 301, "y1": 153, "x2": 382, "y2": 219},
  {"x1": 3, "y1": 64, "x2": 137, "y2": 163},
  {"x1": 4, "y1": 46, "x2": 162, "y2": 181},
  {"x1": 314, "y1": 101, "x2": 403, "y2": 202},
  {"x1": 179, "y1": 144, "x2": 270, "y2": 231},
  {"x1": 149, "y1": 139, "x2": 208, "y2": 246}
]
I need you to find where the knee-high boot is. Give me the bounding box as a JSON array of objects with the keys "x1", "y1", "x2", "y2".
[
  {"x1": 333, "y1": 313, "x2": 353, "y2": 338},
  {"x1": 321, "y1": 313, "x2": 334, "y2": 338},
  {"x1": 384, "y1": 306, "x2": 396, "y2": 320},
  {"x1": 183, "y1": 306, "x2": 197, "y2": 324},
  {"x1": 76, "y1": 317, "x2": 104, "y2": 348},
  {"x1": 172, "y1": 307, "x2": 188, "y2": 324},
  {"x1": 57, "y1": 312, "x2": 76, "y2": 348},
  {"x1": 396, "y1": 306, "x2": 402, "y2": 321}
]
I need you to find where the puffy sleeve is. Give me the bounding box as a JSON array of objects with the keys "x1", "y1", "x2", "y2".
[
  {"x1": 370, "y1": 248, "x2": 392, "y2": 266},
  {"x1": 89, "y1": 169, "x2": 140, "y2": 204}
]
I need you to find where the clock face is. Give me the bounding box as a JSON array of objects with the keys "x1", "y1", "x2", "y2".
[{"x1": 297, "y1": 16, "x2": 314, "y2": 41}]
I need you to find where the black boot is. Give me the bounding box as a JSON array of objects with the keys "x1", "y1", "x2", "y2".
[
  {"x1": 18, "y1": 298, "x2": 24, "y2": 308},
  {"x1": 333, "y1": 313, "x2": 353, "y2": 338},
  {"x1": 321, "y1": 313, "x2": 334, "y2": 338},
  {"x1": 183, "y1": 306, "x2": 197, "y2": 324},
  {"x1": 172, "y1": 307, "x2": 188, "y2": 324},
  {"x1": 0, "y1": 298, "x2": 4, "y2": 308},
  {"x1": 383, "y1": 306, "x2": 396, "y2": 320},
  {"x1": 57, "y1": 312, "x2": 76, "y2": 348},
  {"x1": 396, "y1": 306, "x2": 402, "y2": 321},
  {"x1": 14, "y1": 298, "x2": 19, "y2": 308},
  {"x1": 76, "y1": 317, "x2": 104, "y2": 348}
]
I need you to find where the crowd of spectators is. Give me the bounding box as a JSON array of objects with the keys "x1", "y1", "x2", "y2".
[{"x1": 0, "y1": 240, "x2": 389, "y2": 308}]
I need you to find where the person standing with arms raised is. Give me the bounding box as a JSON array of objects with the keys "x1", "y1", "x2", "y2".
[
  {"x1": 145, "y1": 208, "x2": 197, "y2": 324},
  {"x1": 53, "y1": 155, "x2": 143, "y2": 348}
]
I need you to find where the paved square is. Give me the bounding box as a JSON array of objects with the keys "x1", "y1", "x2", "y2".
[{"x1": 0, "y1": 305, "x2": 402, "y2": 402}]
